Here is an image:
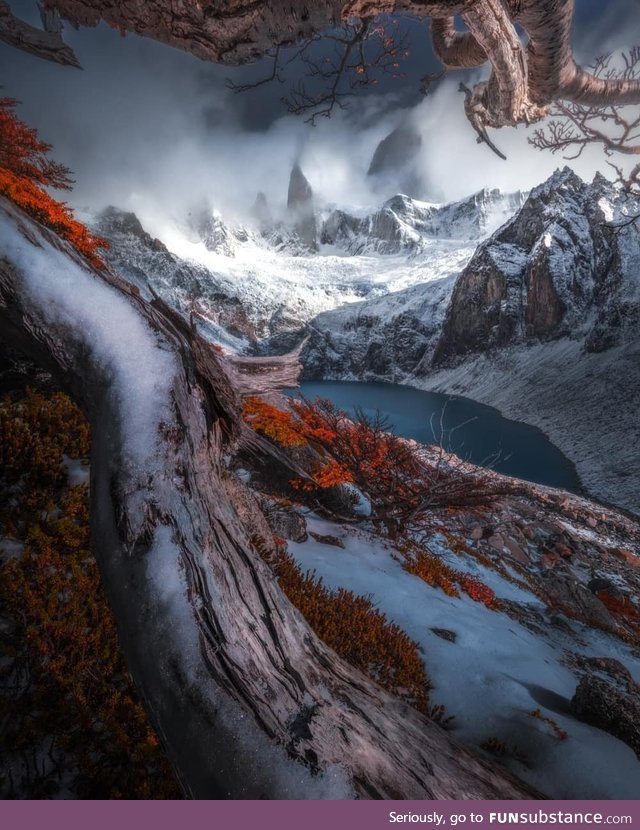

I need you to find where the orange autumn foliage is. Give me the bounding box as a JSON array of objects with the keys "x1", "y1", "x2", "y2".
[
  {"x1": 401, "y1": 543, "x2": 500, "y2": 610},
  {"x1": 0, "y1": 98, "x2": 108, "y2": 268},
  {"x1": 243, "y1": 395, "x2": 497, "y2": 539},
  {"x1": 313, "y1": 458, "x2": 353, "y2": 488},
  {"x1": 242, "y1": 397, "x2": 354, "y2": 490},
  {"x1": 242, "y1": 396, "x2": 307, "y2": 447},
  {"x1": 402, "y1": 549, "x2": 461, "y2": 598},
  {"x1": 457, "y1": 574, "x2": 499, "y2": 610},
  {"x1": 0, "y1": 388, "x2": 179, "y2": 798},
  {"x1": 251, "y1": 535, "x2": 431, "y2": 715}
]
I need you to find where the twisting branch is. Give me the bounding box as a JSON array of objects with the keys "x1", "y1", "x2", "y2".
[
  {"x1": 0, "y1": 0, "x2": 80, "y2": 67},
  {"x1": 529, "y1": 49, "x2": 640, "y2": 191},
  {"x1": 430, "y1": 16, "x2": 487, "y2": 69},
  {"x1": 459, "y1": 82, "x2": 507, "y2": 160},
  {"x1": 227, "y1": 17, "x2": 411, "y2": 125}
]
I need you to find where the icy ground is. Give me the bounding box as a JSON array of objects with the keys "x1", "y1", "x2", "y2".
[
  {"x1": 137, "y1": 217, "x2": 478, "y2": 335},
  {"x1": 287, "y1": 514, "x2": 640, "y2": 800}
]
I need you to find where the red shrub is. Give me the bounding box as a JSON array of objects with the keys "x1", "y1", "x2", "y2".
[{"x1": 0, "y1": 98, "x2": 108, "y2": 268}]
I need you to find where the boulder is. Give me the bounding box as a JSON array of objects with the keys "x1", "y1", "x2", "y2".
[{"x1": 572, "y1": 670, "x2": 640, "y2": 758}]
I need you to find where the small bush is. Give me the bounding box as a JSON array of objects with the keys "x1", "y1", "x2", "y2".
[
  {"x1": 402, "y1": 548, "x2": 460, "y2": 598},
  {"x1": 252, "y1": 535, "x2": 432, "y2": 716},
  {"x1": 0, "y1": 388, "x2": 179, "y2": 798},
  {"x1": 401, "y1": 543, "x2": 500, "y2": 610},
  {"x1": 0, "y1": 98, "x2": 108, "y2": 268}
]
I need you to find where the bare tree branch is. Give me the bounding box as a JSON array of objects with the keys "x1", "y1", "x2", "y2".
[
  {"x1": 227, "y1": 17, "x2": 411, "y2": 125},
  {"x1": 0, "y1": 0, "x2": 79, "y2": 67},
  {"x1": 530, "y1": 48, "x2": 640, "y2": 192}
]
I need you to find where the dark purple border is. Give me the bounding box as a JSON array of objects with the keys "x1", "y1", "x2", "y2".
[{"x1": 2, "y1": 799, "x2": 639, "y2": 830}]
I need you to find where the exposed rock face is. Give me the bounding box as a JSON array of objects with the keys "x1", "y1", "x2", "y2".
[
  {"x1": 572, "y1": 667, "x2": 640, "y2": 759},
  {"x1": 287, "y1": 163, "x2": 317, "y2": 251},
  {"x1": 262, "y1": 501, "x2": 309, "y2": 543},
  {"x1": 302, "y1": 278, "x2": 455, "y2": 380},
  {"x1": 191, "y1": 206, "x2": 251, "y2": 256},
  {"x1": 432, "y1": 168, "x2": 639, "y2": 364},
  {"x1": 321, "y1": 189, "x2": 525, "y2": 255},
  {"x1": 94, "y1": 207, "x2": 260, "y2": 342},
  {"x1": 368, "y1": 124, "x2": 423, "y2": 176},
  {"x1": 367, "y1": 123, "x2": 424, "y2": 198}
]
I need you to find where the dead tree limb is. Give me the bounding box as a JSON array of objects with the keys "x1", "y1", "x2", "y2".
[
  {"x1": 5, "y1": 1, "x2": 640, "y2": 146},
  {"x1": 0, "y1": 196, "x2": 538, "y2": 799},
  {"x1": 0, "y1": 0, "x2": 79, "y2": 67}
]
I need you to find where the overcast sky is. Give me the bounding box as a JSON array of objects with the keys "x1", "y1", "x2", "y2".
[{"x1": 3, "y1": 0, "x2": 640, "y2": 225}]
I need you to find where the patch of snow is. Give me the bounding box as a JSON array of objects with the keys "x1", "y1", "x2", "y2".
[
  {"x1": 0, "y1": 215, "x2": 176, "y2": 471},
  {"x1": 287, "y1": 516, "x2": 640, "y2": 800}
]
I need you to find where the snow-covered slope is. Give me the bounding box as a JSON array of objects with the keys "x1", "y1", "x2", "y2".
[
  {"x1": 302, "y1": 170, "x2": 640, "y2": 513},
  {"x1": 94, "y1": 186, "x2": 517, "y2": 340},
  {"x1": 321, "y1": 189, "x2": 526, "y2": 255},
  {"x1": 283, "y1": 505, "x2": 640, "y2": 800}
]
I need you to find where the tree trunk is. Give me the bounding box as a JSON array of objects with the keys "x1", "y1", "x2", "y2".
[{"x1": 0, "y1": 198, "x2": 538, "y2": 799}]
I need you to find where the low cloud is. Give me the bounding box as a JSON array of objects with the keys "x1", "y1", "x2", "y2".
[{"x1": 3, "y1": 0, "x2": 640, "y2": 231}]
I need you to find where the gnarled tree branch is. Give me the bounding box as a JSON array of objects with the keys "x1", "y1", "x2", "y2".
[
  {"x1": 0, "y1": 196, "x2": 538, "y2": 799},
  {"x1": 0, "y1": 0, "x2": 79, "y2": 66},
  {"x1": 5, "y1": 0, "x2": 640, "y2": 148}
]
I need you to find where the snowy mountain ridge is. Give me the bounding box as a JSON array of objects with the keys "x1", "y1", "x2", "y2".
[
  {"x1": 93, "y1": 168, "x2": 640, "y2": 512},
  {"x1": 320, "y1": 188, "x2": 527, "y2": 255},
  {"x1": 94, "y1": 184, "x2": 521, "y2": 341},
  {"x1": 301, "y1": 168, "x2": 640, "y2": 513}
]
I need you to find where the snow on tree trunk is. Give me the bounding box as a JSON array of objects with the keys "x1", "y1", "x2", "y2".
[{"x1": 0, "y1": 197, "x2": 537, "y2": 799}]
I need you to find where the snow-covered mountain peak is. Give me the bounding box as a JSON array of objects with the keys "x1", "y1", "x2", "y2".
[{"x1": 319, "y1": 187, "x2": 525, "y2": 256}]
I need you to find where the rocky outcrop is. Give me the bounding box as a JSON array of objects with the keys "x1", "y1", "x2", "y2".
[
  {"x1": 572, "y1": 663, "x2": 640, "y2": 759},
  {"x1": 302, "y1": 278, "x2": 455, "y2": 380},
  {"x1": 94, "y1": 207, "x2": 260, "y2": 341},
  {"x1": 432, "y1": 169, "x2": 640, "y2": 365},
  {"x1": 287, "y1": 163, "x2": 317, "y2": 251},
  {"x1": 190, "y1": 206, "x2": 252, "y2": 257},
  {"x1": 260, "y1": 500, "x2": 309, "y2": 543},
  {"x1": 368, "y1": 124, "x2": 422, "y2": 176},
  {"x1": 367, "y1": 123, "x2": 424, "y2": 198}
]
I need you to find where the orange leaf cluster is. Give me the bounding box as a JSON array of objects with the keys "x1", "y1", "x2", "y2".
[
  {"x1": 242, "y1": 396, "x2": 307, "y2": 447},
  {"x1": 457, "y1": 574, "x2": 499, "y2": 610},
  {"x1": 402, "y1": 549, "x2": 461, "y2": 598},
  {"x1": 251, "y1": 535, "x2": 432, "y2": 716},
  {"x1": 313, "y1": 458, "x2": 353, "y2": 488},
  {"x1": 0, "y1": 388, "x2": 179, "y2": 798},
  {"x1": 0, "y1": 98, "x2": 108, "y2": 268},
  {"x1": 402, "y1": 544, "x2": 500, "y2": 610}
]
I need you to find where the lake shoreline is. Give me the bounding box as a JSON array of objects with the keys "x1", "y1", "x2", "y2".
[
  {"x1": 291, "y1": 379, "x2": 582, "y2": 495},
  {"x1": 302, "y1": 337, "x2": 639, "y2": 516}
]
